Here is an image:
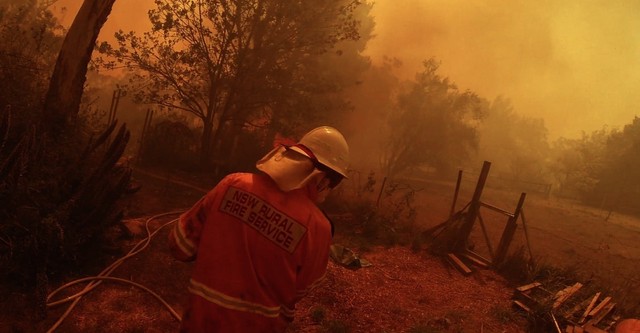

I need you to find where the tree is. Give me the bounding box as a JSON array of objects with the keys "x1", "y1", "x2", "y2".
[
  {"x1": 475, "y1": 96, "x2": 550, "y2": 181},
  {"x1": 99, "y1": 0, "x2": 361, "y2": 166},
  {"x1": 593, "y1": 117, "x2": 640, "y2": 212},
  {"x1": 381, "y1": 59, "x2": 485, "y2": 178},
  {"x1": 549, "y1": 128, "x2": 608, "y2": 198},
  {"x1": 0, "y1": 0, "x2": 63, "y2": 123},
  {"x1": 1, "y1": 0, "x2": 131, "y2": 320},
  {"x1": 43, "y1": 0, "x2": 117, "y2": 133}
]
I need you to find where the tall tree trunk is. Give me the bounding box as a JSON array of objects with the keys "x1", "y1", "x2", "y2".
[{"x1": 43, "y1": 0, "x2": 116, "y2": 134}]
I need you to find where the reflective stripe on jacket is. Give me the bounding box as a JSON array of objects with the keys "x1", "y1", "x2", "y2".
[{"x1": 169, "y1": 172, "x2": 332, "y2": 332}]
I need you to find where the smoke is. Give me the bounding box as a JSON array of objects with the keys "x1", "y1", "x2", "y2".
[
  {"x1": 53, "y1": 0, "x2": 640, "y2": 139},
  {"x1": 363, "y1": 0, "x2": 640, "y2": 139},
  {"x1": 51, "y1": 0, "x2": 152, "y2": 37}
]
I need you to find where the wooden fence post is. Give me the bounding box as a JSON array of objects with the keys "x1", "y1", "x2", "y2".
[{"x1": 136, "y1": 109, "x2": 153, "y2": 164}]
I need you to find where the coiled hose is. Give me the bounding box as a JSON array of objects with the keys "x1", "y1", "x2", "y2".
[{"x1": 46, "y1": 210, "x2": 185, "y2": 332}]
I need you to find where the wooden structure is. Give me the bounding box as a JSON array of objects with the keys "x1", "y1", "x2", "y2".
[
  {"x1": 423, "y1": 161, "x2": 534, "y2": 274},
  {"x1": 513, "y1": 281, "x2": 620, "y2": 332},
  {"x1": 423, "y1": 161, "x2": 623, "y2": 332}
]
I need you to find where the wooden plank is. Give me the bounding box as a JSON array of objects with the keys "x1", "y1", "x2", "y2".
[
  {"x1": 447, "y1": 253, "x2": 472, "y2": 276},
  {"x1": 587, "y1": 302, "x2": 615, "y2": 326},
  {"x1": 553, "y1": 282, "x2": 583, "y2": 309},
  {"x1": 516, "y1": 281, "x2": 542, "y2": 292},
  {"x1": 459, "y1": 252, "x2": 490, "y2": 268},
  {"x1": 579, "y1": 292, "x2": 601, "y2": 324},
  {"x1": 588, "y1": 296, "x2": 612, "y2": 317},
  {"x1": 513, "y1": 291, "x2": 537, "y2": 309},
  {"x1": 565, "y1": 325, "x2": 574, "y2": 333},
  {"x1": 513, "y1": 300, "x2": 531, "y2": 313},
  {"x1": 565, "y1": 298, "x2": 589, "y2": 319}
]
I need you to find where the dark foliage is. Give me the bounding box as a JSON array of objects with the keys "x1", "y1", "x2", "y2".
[
  {"x1": 0, "y1": 110, "x2": 131, "y2": 315},
  {"x1": 325, "y1": 173, "x2": 420, "y2": 249},
  {"x1": 138, "y1": 119, "x2": 200, "y2": 170}
]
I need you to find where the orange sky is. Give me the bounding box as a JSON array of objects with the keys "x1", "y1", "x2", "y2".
[{"x1": 53, "y1": 0, "x2": 640, "y2": 139}]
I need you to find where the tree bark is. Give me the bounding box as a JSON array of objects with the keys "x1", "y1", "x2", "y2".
[{"x1": 43, "y1": 0, "x2": 116, "y2": 134}]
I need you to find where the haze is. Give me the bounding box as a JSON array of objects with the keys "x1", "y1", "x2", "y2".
[{"x1": 53, "y1": 0, "x2": 640, "y2": 139}]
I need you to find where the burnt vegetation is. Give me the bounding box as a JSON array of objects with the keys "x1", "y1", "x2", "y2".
[{"x1": 1, "y1": 0, "x2": 639, "y2": 331}]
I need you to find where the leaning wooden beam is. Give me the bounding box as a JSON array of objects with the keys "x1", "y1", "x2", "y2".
[
  {"x1": 476, "y1": 212, "x2": 496, "y2": 261},
  {"x1": 553, "y1": 282, "x2": 583, "y2": 309},
  {"x1": 494, "y1": 192, "x2": 527, "y2": 264},
  {"x1": 454, "y1": 161, "x2": 491, "y2": 251},
  {"x1": 519, "y1": 208, "x2": 535, "y2": 265},
  {"x1": 449, "y1": 170, "x2": 463, "y2": 218}
]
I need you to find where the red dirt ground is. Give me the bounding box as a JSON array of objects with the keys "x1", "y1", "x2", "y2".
[
  {"x1": 14, "y1": 167, "x2": 640, "y2": 332},
  {"x1": 18, "y1": 169, "x2": 529, "y2": 333},
  {"x1": 289, "y1": 247, "x2": 527, "y2": 332}
]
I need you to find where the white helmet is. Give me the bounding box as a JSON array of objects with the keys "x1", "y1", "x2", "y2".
[{"x1": 290, "y1": 126, "x2": 350, "y2": 178}]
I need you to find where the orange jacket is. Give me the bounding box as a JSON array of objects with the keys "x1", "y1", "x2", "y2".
[{"x1": 169, "y1": 172, "x2": 332, "y2": 332}]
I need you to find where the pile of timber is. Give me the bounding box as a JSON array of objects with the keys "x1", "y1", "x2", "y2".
[{"x1": 513, "y1": 281, "x2": 621, "y2": 333}]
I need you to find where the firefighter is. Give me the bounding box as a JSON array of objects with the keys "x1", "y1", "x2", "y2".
[{"x1": 169, "y1": 126, "x2": 349, "y2": 332}]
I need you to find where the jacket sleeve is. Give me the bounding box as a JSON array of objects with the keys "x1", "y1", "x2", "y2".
[
  {"x1": 168, "y1": 176, "x2": 231, "y2": 261},
  {"x1": 168, "y1": 196, "x2": 207, "y2": 261}
]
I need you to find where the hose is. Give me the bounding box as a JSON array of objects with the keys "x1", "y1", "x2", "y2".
[{"x1": 46, "y1": 210, "x2": 185, "y2": 333}]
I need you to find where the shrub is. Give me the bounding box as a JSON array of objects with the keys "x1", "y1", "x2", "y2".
[
  {"x1": 0, "y1": 114, "x2": 131, "y2": 317},
  {"x1": 310, "y1": 306, "x2": 326, "y2": 324},
  {"x1": 139, "y1": 119, "x2": 199, "y2": 170},
  {"x1": 325, "y1": 172, "x2": 420, "y2": 249}
]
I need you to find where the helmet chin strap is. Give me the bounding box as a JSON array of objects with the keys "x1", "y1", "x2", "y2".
[
  {"x1": 316, "y1": 176, "x2": 331, "y2": 193},
  {"x1": 316, "y1": 174, "x2": 337, "y2": 204}
]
